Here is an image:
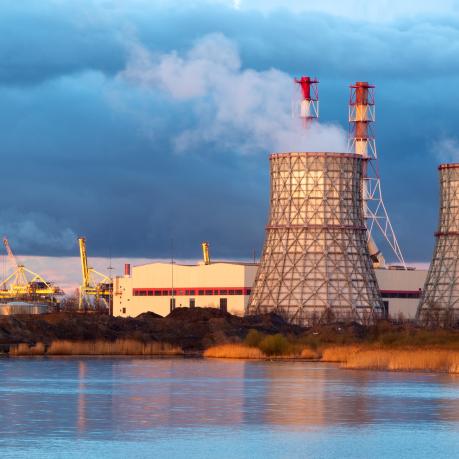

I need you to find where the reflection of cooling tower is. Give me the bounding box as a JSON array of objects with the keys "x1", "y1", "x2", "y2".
[
  {"x1": 247, "y1": 152, "x2": 384, "y2": 326},
  {"x1": 417, "y1": 164, "x2": 459, "y2": 326}
]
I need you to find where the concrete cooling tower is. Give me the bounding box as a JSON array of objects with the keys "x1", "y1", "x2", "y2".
[
  {"x1": 417, "y1": 164, "x2": 459, "y2": 326},
  {"x1": 247, "y1": 152, "x2": 384, "y2": 326}
]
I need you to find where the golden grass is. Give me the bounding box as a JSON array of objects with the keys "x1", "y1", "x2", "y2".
[
  {"x1": 344, "y1": 348, "x2": 459, "y2": 373},
  {"x1": 9, "y1": 339, "x2": 183, "y2": 356},
  {"x1": 204, "y1": 344, "x2": 320, "y2": 359},
  {"x1": 9, "y1": 342, "x2": 46, "y2": 356},
  {"x1": 300, "y1": 347, "x2": 320, "y2": 359},
  {"x1": 204, "y1": 344, "x2": 266, "y2": 359},
  {"x1": 320, "y1": 345, "x2": 361, "y2": 362}
]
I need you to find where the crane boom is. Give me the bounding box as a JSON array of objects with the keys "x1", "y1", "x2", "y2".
[
  {"x1": 201, "y1": 241, "x2": 210, "y2": 265},
  {"x1": 78, "y1": 237, "x2": 90, "y2": 289},
  {"x1": 78, "y1": 236, "x2": 113, "y2": 311},
  {"x1": 3, "y1": 237, "x2": 19, "y2": 269}
]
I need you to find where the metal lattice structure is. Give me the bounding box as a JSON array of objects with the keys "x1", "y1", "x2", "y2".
[
  {"x1": 349, "y1": 82, "x2": 406, "y2": 268},
  {"x1": 417, "y1": 164, "x2": 459, "y2": 326},
  {"x1": 0, "y1": 237, "x2": 63, "y2": 303},
  {"x1": 78, "y1": 237, "x2": 112, "y2": 311},
  {"x1": 247, "y1": 152, "x2": 384, "y2": 326},
  {"x1": 293, "y1": 76, "x2": 319, "y2": 127}
]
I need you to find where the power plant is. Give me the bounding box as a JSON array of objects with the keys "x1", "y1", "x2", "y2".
[
  {"x1": 112, "y1": 76, "x2": 428, "y2": 323},
  {"x1": 246, "y1": 152, "x2": 384, "y2": 325},
  {"x1": 0, "y1": 76, "x2": 439, "y2": 325},
  {"x1": 417, "y1": 164, "x2": 459, "y2": 326}
]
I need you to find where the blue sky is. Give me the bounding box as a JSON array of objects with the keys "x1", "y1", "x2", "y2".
[{"x1": 1, "y1": 0, "x2": 459, "y2": 264}]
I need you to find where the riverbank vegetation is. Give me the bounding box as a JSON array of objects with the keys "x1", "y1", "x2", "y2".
[
  {"x1": 203, "y1": 327, "x2": 459, "y2": 373},
  {"x1": 3, "y1": 308, "x2": 459, "y2": 373},
  {"x1": 9, "y1": 339, "x2": 183, "y2": 356},
  {"x1": 203, "y1": 340, "x2": 459, "y2": 373}
]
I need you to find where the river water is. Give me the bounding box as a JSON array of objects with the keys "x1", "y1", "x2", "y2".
[{"x1": 1, "y1": 358, "x2": 459, "y2": 458}]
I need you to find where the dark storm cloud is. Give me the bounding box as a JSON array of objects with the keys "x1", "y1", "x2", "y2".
[
  {"x1": 1, "y1": 1, "x2": 457, "y2": 261},
  {"x1": 0, "y1": 1, "x2": 125, "y2": 86}
]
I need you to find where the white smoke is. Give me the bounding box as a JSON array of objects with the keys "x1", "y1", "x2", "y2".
[
  {"x1": 119, "y1": 33, "x2": 348, "y2": 154},
  {"x1": 432, "y1": 137, "x2": 459, "y2": 164}
]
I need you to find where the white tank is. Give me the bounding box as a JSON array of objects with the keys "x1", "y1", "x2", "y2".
[{"x1": 0, "y1": 302, "x2": 49, "y2": 315}]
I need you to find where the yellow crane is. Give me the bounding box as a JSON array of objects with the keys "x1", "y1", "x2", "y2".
[
  {"x1": 201, "y1": 241, "x2": 211, "y2": 265},
  {"x1": 0, "y1": 237, "x2": 63, "y2": 301},
  {"x1": 78, "y1": 237, "x2": 112, "y2": 311}
]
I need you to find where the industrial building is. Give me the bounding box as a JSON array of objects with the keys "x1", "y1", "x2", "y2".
[
  {"x1": 111, "y1": 77, "x2": 428, "y2": 323},
  {"x1": 378, "y1": 267, "x2": 426, "y2": 319},
  {"x1": 114, "y1": 261, "x2": 258, "y2": 317},
  {"x1": 113, "y1": 259, "x2": 426, "y2": 320},
  {"x1": 0, "y1": 302, "x2": 49, "y2": 315}
]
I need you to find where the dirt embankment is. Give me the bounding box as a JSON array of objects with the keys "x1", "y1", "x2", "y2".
[
  {"x1": 4, "y1": 309, "x2": 459, "y2": 374},
  {"x1": 0, "y1": 307, "x2": 303, "y2": 356}
]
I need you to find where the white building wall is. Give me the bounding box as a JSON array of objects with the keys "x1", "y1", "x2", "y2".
[
  {"x1": 375, "y1": 268, "x2": 427, "y2": 319},
  {"x1": 114, "y1": 261, "x2": 427, "y2": 320},
  {"x1": 114, "y1": 262, "x2": 258, "y2": 318}
]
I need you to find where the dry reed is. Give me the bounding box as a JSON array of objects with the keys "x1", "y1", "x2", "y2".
[
  {"x1": 204, "y1": 344, "x2": 266, "y2": 359},
  {"x1": 9, "y1": 342, "x2": 46, "y2": 356},
  {"x1": 321, "y1": 345, "x2": 361, "y2": 362},
  {"x1": 300, "y1": 347, "x2": 320, "y2": 359},
  {"x1": 344, "y1": 348, "x2": 459, "y2": 373},
  {"x1": 9, "y1": 339, "x2": 183, "y2": 356}
]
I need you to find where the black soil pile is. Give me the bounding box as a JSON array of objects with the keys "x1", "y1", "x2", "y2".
[
  {"x1": 2, "y1": 308, "x2": 454, "y2": 355},
  {"x1": 0, "y1": 308, "x2": 304, "y2": 353}
]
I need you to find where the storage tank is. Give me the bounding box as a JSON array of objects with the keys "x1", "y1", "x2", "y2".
[
  {"x1": 247, "y1": 152, "x2": 384, "y2": 326},
  {"x1": 0, "y1": 302, "x2": 49, "y2": 315}
]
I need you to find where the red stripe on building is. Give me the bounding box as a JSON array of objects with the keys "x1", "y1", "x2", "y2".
[{"x1": 133, "y1": 287, "x2": 251, "y2": 297}]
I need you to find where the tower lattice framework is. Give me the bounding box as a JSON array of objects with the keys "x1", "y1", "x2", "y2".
[
  {"x1": 349, "y1": 82, "x2": 406, "y2": 268},
  {"x1": 247, "y1": 152, "x2": 384, "y2": 326},
  {"x1": 417, "y1": 164, "x2": 459, "y2": 326}
]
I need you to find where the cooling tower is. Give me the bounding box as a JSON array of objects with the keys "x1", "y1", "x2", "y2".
[
  {"x1": 417, "y1": 164, "x2": 459, "y2": 326},
  {"x1": 247, "y1": 152, "x2": 384, "y2": 326}
]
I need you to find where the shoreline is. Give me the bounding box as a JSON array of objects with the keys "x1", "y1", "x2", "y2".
[
  {"x1": 4, "y1": 340, "x2": 459, "y2": 375},
  {"x1": 2, "y1": 308, "x2": 459, "y2": 374}
]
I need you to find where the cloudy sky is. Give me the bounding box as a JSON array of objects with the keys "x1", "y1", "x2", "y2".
[{"x1": 1, "y1": 0, "x2": 459, "y2": 286}]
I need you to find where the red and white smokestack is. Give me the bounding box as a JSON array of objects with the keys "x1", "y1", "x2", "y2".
[
  {"x1": 349, "y1": 81, "x2": 386, "y2": 268},
  {"x1": 349, "y1": 81, "x2": 376, "y2": 158},
  {"x1": 294, "y1": 76, "x2": 319, "y2": 127}
]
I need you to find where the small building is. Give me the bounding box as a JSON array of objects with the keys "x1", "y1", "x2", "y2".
[
  {"x1": 113, "y1": 261, "x2": 427, "y2": 320},
  {"x1": 114, "y1": 261, "x2": 258, "y2": 318}
]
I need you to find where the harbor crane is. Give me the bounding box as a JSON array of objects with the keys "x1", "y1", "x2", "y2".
[
  {"x1": 78, "y1": 237, "x2": 112, "y2": 311},
  {"x1": 0, "y1": 236, "x2": 63, "y2": 302},
  {"x1": 201, "y1": 241, "x2": 211, "y2": 265}
]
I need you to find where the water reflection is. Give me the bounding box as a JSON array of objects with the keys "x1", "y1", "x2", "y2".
[
  {"x1": 77, "y1": 361, "x2": 86, "y2": 432},
  {"x1": 1, "y1": 358, "x2": 459, "y2": 441}
]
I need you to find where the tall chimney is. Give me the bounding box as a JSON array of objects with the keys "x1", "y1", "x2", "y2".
[
  {"x1": 348, "y1": 81, "x2": 405, "y2": 268},
  {"x1": 294, "y1": 76, "x2": 319, "y2": 127},
  {"x1": 124, "y1": 263, "x2": 131, "y2": 277}
]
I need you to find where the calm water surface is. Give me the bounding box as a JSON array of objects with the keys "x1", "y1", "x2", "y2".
[{"x1": 1, "y1": 357, "x2": 459, "y2": 458}]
